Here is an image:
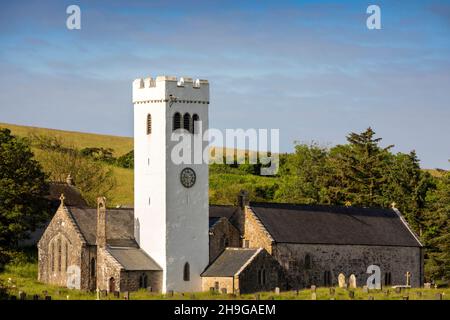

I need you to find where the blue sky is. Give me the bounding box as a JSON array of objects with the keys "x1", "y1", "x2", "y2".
[{"x1": 0, "y1": 0, "x2": 449, "y2": 169}]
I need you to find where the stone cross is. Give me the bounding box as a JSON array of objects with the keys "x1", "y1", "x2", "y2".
[
  {"x1": 405, "y1": 272, "x2": 411, "y2": 286},
  {"x1": 60, "y1": 193, "x2": 66, "y2": 206}
]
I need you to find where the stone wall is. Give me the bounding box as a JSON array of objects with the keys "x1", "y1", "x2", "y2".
[
  {"x1": 273, "y1": 243, "x2": 423, "y2": 289},
  {"x1": 209, "y1": 218, "x2": 241, "y2": 262},
  {"x1": 119, "y1": 270, "x2": 163, "y2": 292},
  {"x1": 37, "y1": 206, "x2": 89, "y2": 290},
  {"x1": 96, "y1": 248, "x2": 122, "y2": 292},
  {"x1": 243, "y1": 207, "x2": 273, "y2": 254},
  {"x1": 237, "y1": 249, "x2": 286, "y2": 294},
  {"x1": 201, "y1": 276, "x2": 235, "y2": 294}
]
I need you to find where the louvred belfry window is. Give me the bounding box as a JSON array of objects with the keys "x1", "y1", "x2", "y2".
[{"x1": 147, "y1": 114, "x2": 152, "y2": 135}]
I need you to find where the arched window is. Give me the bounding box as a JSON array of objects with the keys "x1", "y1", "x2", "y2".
[
  {"x1": 304, "y1": 254, "x2": 311, "y2": 270},
  {"x1": 57, "y1": 238, "x2": 62, "y2": 272},
  {"x1": 139, "y1": 273, "x2": 148, "y2": 289},
  {"x1": 183, "y1": 262, "x2": 190, "y2": 281},
  {"x1": 64, "y1": 242, "x2": 68, "y2": 271},
  {"x1": 192, "y1": 114, "x2": 199, "y2": 134},
  {"x1": 50, "y1": 242, "x2": 55, "y2": 272},
  {"x1": 90, "y1": 258, "x2": 96, "y2": 277},
  {"x1": 183, "y1": 113, "x2": 191, "y2": 132},
  {"x1": 146, "y1": 114, "x2": 152, "y2": 135},
  {"x1": 173, "y1": 112, "x2": 181, "y2": 131}
]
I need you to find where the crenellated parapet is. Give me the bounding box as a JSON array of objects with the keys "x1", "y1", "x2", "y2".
[{"x1": 132, "y1": 75, "x2": 209, "y2": 104}]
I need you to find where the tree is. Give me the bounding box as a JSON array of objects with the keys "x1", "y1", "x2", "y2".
[
  {"x1": 423, "y1": 170, "x2": 450, "y2": 284},
  {"x1": 327, "y1": 128, "x2": 393, "y2": 206},
  {"x1": 0, "y1": 129, "x2": 49, "y2": 261}
]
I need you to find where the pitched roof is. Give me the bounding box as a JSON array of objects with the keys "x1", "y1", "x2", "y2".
[
  {"x1": 209, "y1": 205, "x2": 239, "y2": 220},
  {"x1": 107, "y1": 247, "x2": 162, "y2": 271},
  {"x1": 201, "y1": 248, "x2": 260, "y2": 277},
  {"x1": 66, "y1": 206, "x2": 134, "y2": 245},
  {"x1": 249, "y1": 202, "x2": 421, "y2": 247},
  {"x1": 47, "y1": 182, "x2": 88, "y2": 207}
]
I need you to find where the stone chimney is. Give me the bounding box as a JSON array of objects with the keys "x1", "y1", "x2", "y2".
[
  {"x1": 237, "y1": 190, "x2": 249, "y2": 209},
  {"x1": 66, "y1": 174, "x2": 74, "y2": 186},
  {"x1": 96, "y1": 197, "x2": 107, "y2": 247}
]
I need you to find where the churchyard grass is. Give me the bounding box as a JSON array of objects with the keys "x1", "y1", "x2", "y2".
[{"x1": 1, "y1": 261, "x2": 449, "y2": 300}]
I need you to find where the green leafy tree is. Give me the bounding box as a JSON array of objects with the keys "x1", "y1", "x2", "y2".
[{"x1": 0, "y1": 129, "x2": 49, "y2": 263}]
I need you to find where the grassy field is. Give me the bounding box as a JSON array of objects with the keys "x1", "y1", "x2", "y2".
[{"x1": 1, "y1": 262, "x2": 448, "y2": 300}]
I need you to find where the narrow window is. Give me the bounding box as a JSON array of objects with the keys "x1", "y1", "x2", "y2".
[
  {"x1": 192, "y1": 114, "x2": 199, "y2": 134},
  {"x1": 139, "y1": 273, "x2": 148, "y2": 288},
  {"x1": 90, "y1": 258, "x2": 96, "y2": 277},
  {"x1": 64, "y1": 242, "x2": 68, "y2": 271},
  {"x1": 50, "y1": 242, "x2": 55, "y2": 272},
  {"x1": 384, "y1": 272, "x2": 392, "y2": 286},
  {"x1": 57, "y1": 238, "x2": 62, "y2": 272},
  {"x1": 183, "y1": 262, "x2": 190, "y2": 281},
  {"x1": 183, "y1": 113, "x2": 191, "y2": 132},
  {"x1": 262, "y1": 269, "x2": 266, "y2": 285},
  {"x1": 146, "y1": 114, "x2": 152, "y2": 135},
  {"x1": 304, "y1": 254, "x2": 311, "y2": 270},
  {"x1": 324, "y1": 271, "x2": 331, "y2": 286},
  {"x1": 173, "y1": 112, "x2": 181, "y2": 131},
  {"x1": 257, "y1": 269, "x2": 262, "y2": 285}
]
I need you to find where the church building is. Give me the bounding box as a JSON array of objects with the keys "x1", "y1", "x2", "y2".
[{"x1": 38, "y1": 75, "x2": 423, "y2": 294}]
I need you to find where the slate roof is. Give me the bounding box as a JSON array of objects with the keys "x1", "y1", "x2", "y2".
[
  {"x1": 66, "y1": 206, "x2": 134, "y2": 245},
  {"x1": 249, "y1": 202, "x2": 421, "y2": 247},
  {"x1": 47, "y1": 182, "x2": 88, "y2": 208},
  {"x1": 209, "y1": 205, "x2": 239, "y2": 220},
  {"x1": 107, "y1": 247, "x2": 162, "y2": 271},
  {"x1": 201, "y1": 248, "x2": 260, "y2": 277}
]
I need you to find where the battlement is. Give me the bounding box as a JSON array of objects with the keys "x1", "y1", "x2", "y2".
[{"x1": 132, "y1": 75, "x2": 209, "y2": 104}]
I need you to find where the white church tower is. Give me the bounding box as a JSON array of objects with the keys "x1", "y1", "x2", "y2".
[{"x1": 132, "y1": 75, "x2": 209, "y2": 293}]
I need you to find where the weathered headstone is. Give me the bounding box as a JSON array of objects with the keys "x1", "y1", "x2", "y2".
[
  {"x1": 275, "y1": 287, "x2": 280, "y2": 295},
  {"x1": 338, "y1": 273, "x2": 346, "y2": 288},
  {"x1": 349, "y1": 274, "x2": 357, "y2": 289},
  {"x1": 405, "y1": 272, "x2": 411, "y2": 287},
  {"x1": 424, "y1": 283, "x2": 431, "y2": 289},
  {"x1": 18, "y1": 291, "x2": 26, "y2": 300},
  {"x1": 310, "y1": 285, "x2": 316, "y2": 292}
]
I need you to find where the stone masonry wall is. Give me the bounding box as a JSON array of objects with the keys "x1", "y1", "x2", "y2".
[
  {"x1": 243, "y1": 207, "x2": 273, "y2": 254},
  {"x1": 201, "y1": 277, "x2": 235, "y2": 294},
  {"x1": 209, "y1": 218, "x2": 241, "y2": 262},
  {"x1": 120, "y1": 270, "x2": 163, "y2": 292},
  {"x1": 273, "y1": 243, "x2": 423, "y2": 289}
]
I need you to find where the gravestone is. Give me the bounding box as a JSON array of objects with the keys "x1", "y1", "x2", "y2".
[
  {"x1": 275, "y1": 287, "x2": 280, "y2": 295},
  {"x1": 338, "y1": 273, "x2": 346, "y2": 288},
  {"x1": 311, "y1": 292, "x2": 317, "y2": 300},
  {"x1": 18, "y1": 291, "x2": 26, "y2": 300},
  {"x1": 349, "y1": 274, "x2": 357, "y2": 289},
  {"x1": 395, "y1": 287, "x2": 402, "y2": 294},
  {"x1": 405, "y1": 272, "x2": 411, "y2": 287},
  {"x1": 310, "y1": 285, "x2": 316, "y2": 292},
  {"x1": 424, "y1": 283, "x2": 431, "y2": 289}
]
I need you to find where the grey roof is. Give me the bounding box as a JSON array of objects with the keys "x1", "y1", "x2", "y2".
[
  {"x1": 209, "y1": 205, "x2": 239, "y2": 219},
  {"x1": 66, "y1": 206, "x2": 134, "y2": 245},
  {"x1": 201, "y1": 248, "x2": 259, "y2": 277},
  {"x1": 250, "y1": 202, "x2": 421, "y2": 247},
  {"x1": 108, "y1": 247, "x2": 162, "y2": 271},
  {"x1": 47, "y1": 182, "x2": 88, "y2": 207}
]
